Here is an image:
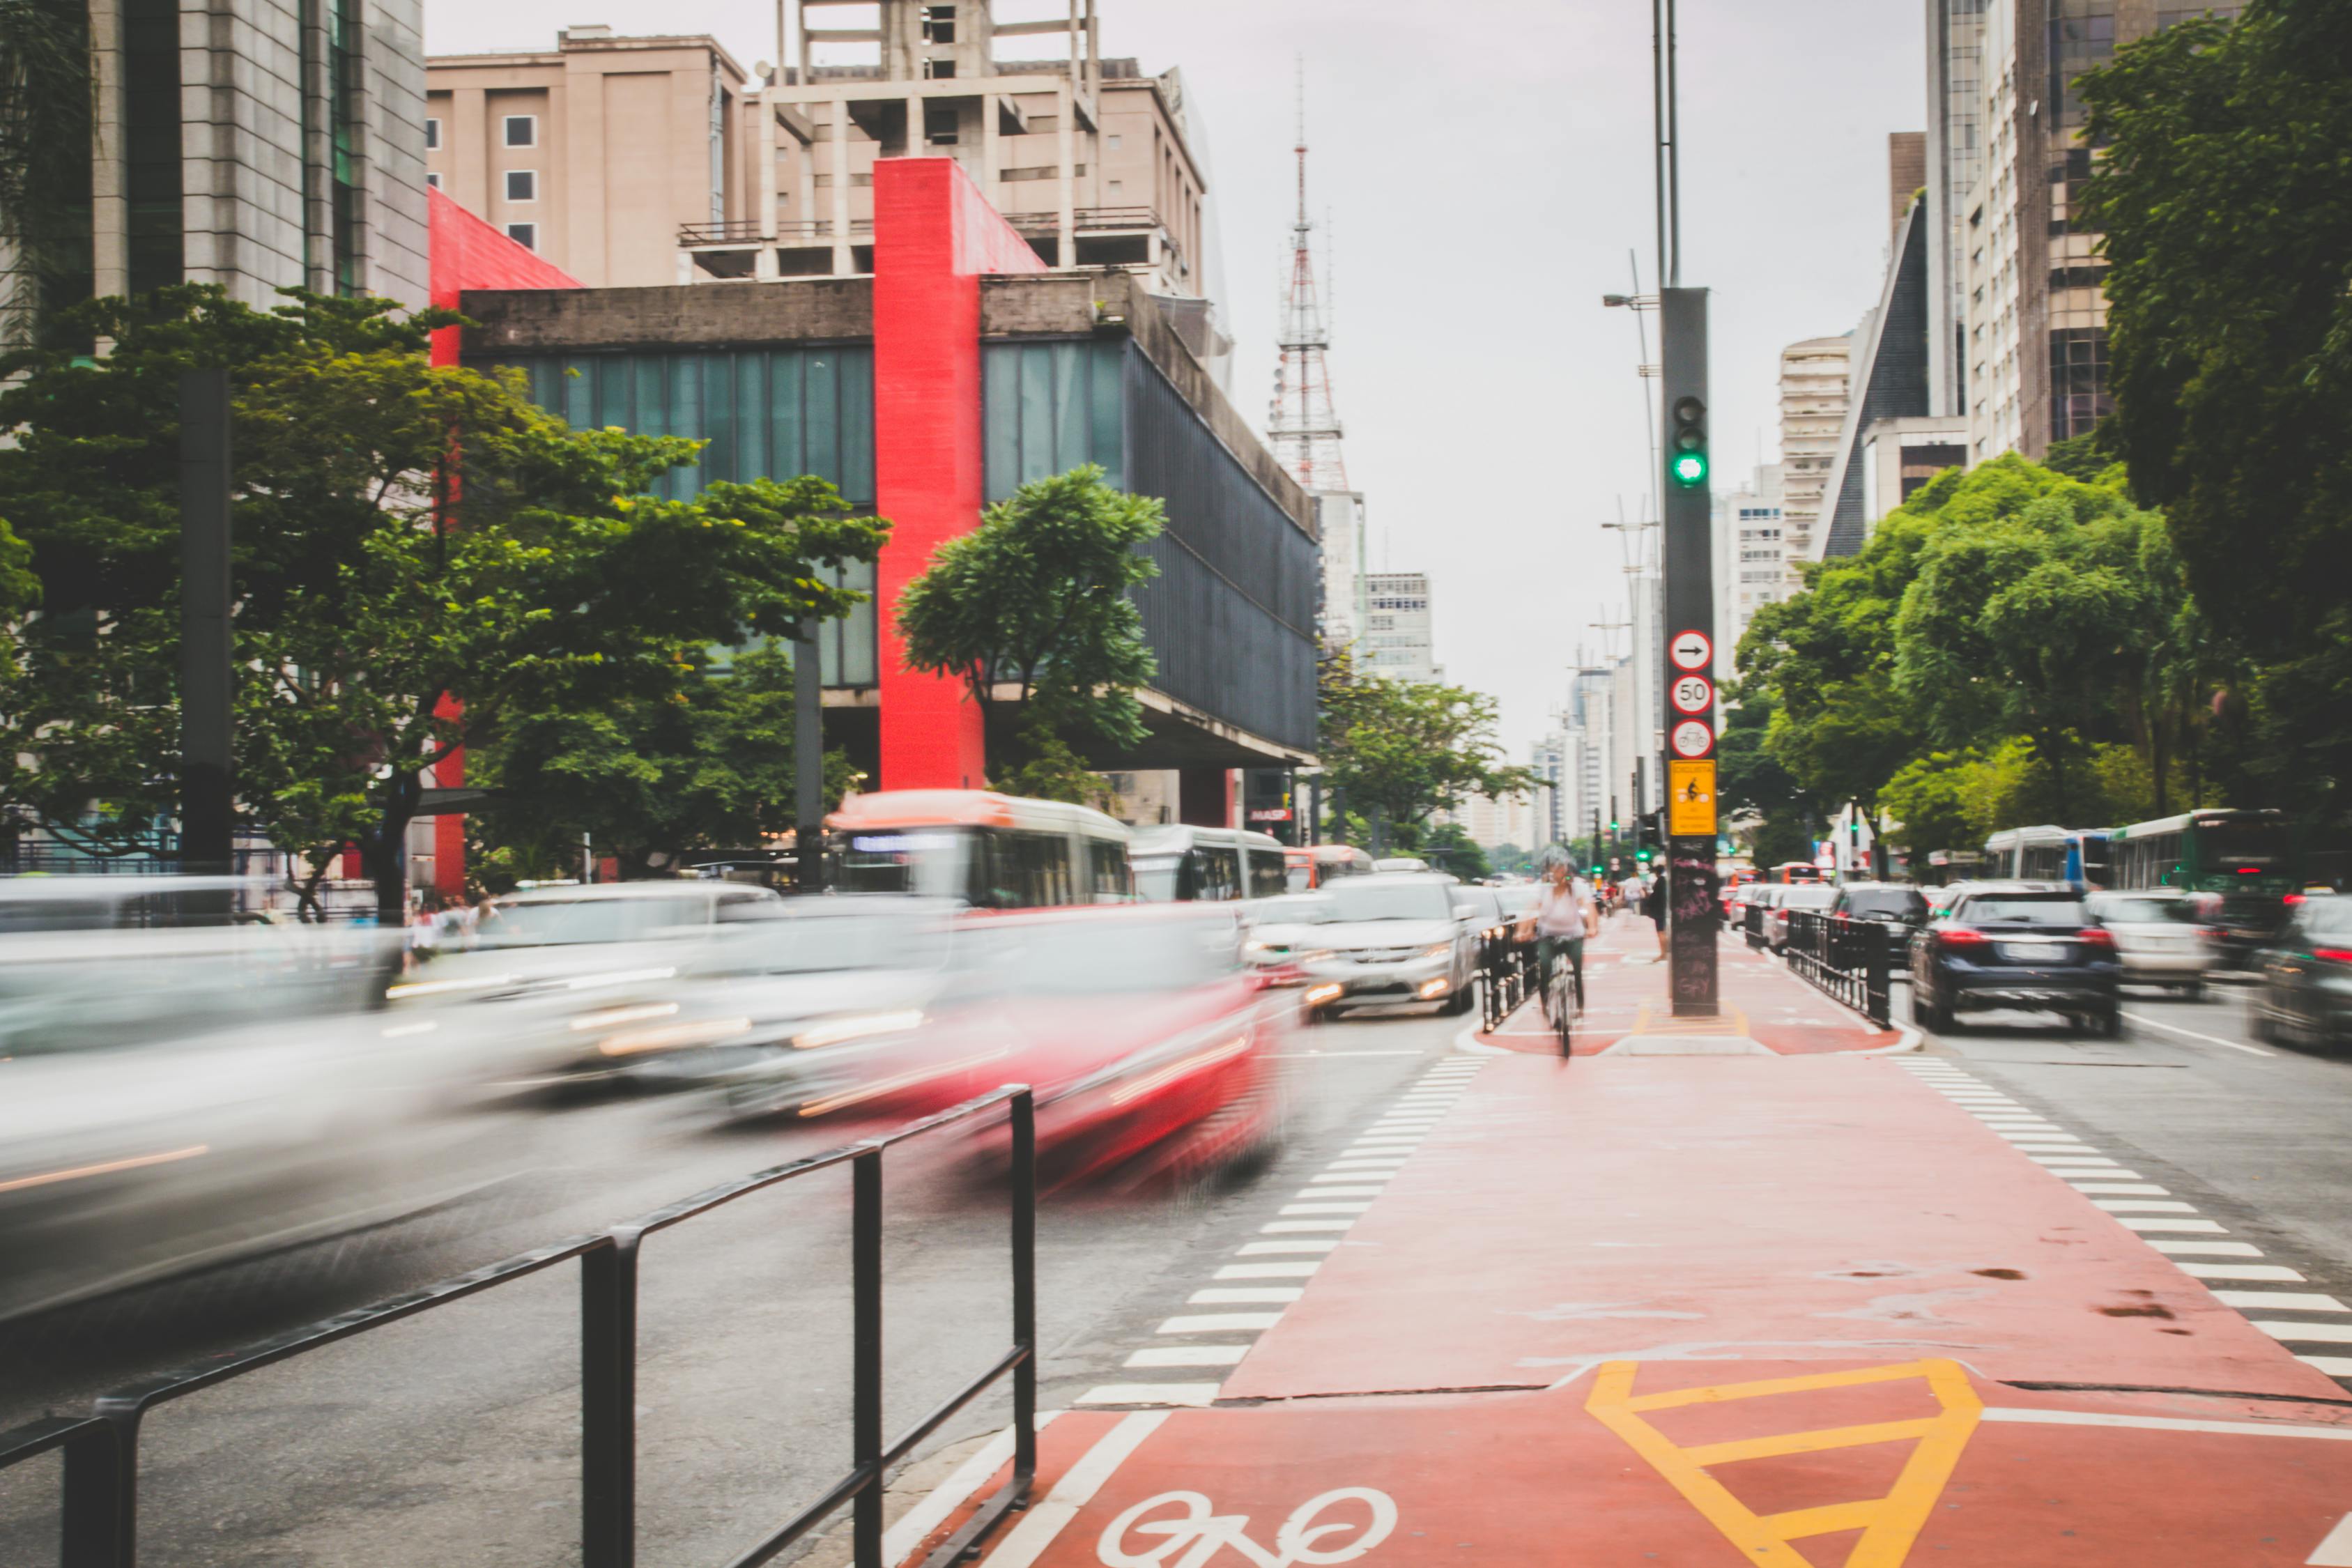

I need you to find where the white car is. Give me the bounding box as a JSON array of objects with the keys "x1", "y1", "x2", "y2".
[
  {"x1": 2086, "y1": 890, "x2": 2220, "y2": 999},
  {"x1": 1296, "y1": 874, "x2": 1479, "y2": 1017},
  {"x1": 1240, "y1": 893, "x2": 1337, "y2": 984}
]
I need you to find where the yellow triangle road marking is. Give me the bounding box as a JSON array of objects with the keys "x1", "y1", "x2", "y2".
[{"x1": 1587, "y1": 1359, "x2": 1983, "y2": 1567}]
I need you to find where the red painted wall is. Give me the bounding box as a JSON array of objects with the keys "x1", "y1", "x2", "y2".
[
  {"x1": 870, "y1": 158, "x2": 1049, "y2": 790},
  {"x1": 426, "y1": 190, "x2": 581, "y2": 896}
]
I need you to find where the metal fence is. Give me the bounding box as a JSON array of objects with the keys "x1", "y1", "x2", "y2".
[
  {"x1": 1743, "y1": 902, "x2": 1769, "y2": 949},
  {"x1": 0, "y1": 1087, "x2": 1039, "y2": 1568},
  {"x1": 1782, "y1": 909, "x2": 1895, "y2": 1029},
  {"x1": 1477, "y1": 926, "x2": 1536, "y2": 1033}
]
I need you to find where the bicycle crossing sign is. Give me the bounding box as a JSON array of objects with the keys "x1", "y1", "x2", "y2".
[{"x1": 1668, "y1": 760, "x2": 1718, "y2": 837}]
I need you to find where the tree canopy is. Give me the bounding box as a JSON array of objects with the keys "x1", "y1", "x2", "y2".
[{"x1": 1316, "y1": 650, "x2": 1536, "y2": 850}]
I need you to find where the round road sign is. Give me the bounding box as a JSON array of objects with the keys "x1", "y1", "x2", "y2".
[
  {"x1": 1670, "y1": 719, "x2": 1714, "y2": 759},
  {"x1": 1669, "y1": 630, "x2": 1713, "y2": 672},
  {"x1": 1670, "y1": 674, "x2": 1715, "y2": 716}
]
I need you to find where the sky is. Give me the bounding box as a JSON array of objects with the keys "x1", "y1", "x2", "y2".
[{"x1": 419, "y1": 0, "x2": 1928, "y2": 757}]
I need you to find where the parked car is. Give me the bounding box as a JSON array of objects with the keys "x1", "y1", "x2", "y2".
[
  {"x1": 1765, "y1": 883, "x2": 1840, "y2": 953},
  {"x1": 2085, "y1": 890, "x2": 2220, "y2": 999},
  {"x1": 2251, "y1": 895, "x2": 2352, "y2": 1049},
  {"x1": 1831, "y1": 883, "x2": 1930, "y2": 969},
  {"x1": 1909, "y1": 882, "x2": 2123, "y2": 1036},
  {"x1": 1296, "y1": 873, "x2": 1480, "y2": 1017},
  {"x1": 1739, "y1": 884, "x2": 1785, "y2": 947}
]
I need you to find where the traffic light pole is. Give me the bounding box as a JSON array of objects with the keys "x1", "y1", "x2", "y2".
[{"x1": 1659, "y1": 286, "x2": 1720, "y2": 1015}]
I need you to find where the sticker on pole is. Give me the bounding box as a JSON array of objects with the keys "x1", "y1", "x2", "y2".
[
  {"x1": 1669, "y1": 719, "x2": 1713, "y2": 759},
  {"x1": 1669, "y1": 674, "x2": 1714, "y2": 716},
  {"x1": 1668, "y1": 760, "x2": 1718, "y2": 837},
  {"x1": 1668, "y1": 630, "x2": 1713, "y2": 672}
]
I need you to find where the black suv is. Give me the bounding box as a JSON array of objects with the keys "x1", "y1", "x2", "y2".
[
  {"x1": 1909, "y1": 883, "x2": 2122, "y2": 1036},
  {"x1": 1831, "y1": 883, "x2": 1930, "y2": 970}
]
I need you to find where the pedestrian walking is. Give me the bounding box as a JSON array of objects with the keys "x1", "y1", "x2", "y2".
[
  {"x1": 1517, "y1": 851, "x2": 1599, "y2": 1017},
  {"x1": 1641, "y1": 870, "x2": 1668, "y2": 960}
]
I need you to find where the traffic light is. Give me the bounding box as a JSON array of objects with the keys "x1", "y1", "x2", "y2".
[{"x1": 1669, "y1": 394, "x2": 1708, "y2": 488}]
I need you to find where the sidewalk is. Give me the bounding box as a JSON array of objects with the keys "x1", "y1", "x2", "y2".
[
  {"x1": 1479, "y1": 918, "x2": 1906, "y2": 1055},
  {"x1": 892, "y1": 1018, "x2": 2352, "y2": 1566}
]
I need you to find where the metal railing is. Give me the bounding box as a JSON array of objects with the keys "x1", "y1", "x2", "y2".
[
  {"x1": 1783, "y1": 909, "x2": 1894, "y2": 1028},
  {"x1": 1743, "y1": 902, "x2": 1769, "y2": 949},
  {"x1": 1001, "y1": 206, "x2": 1165, "y2": 235},
  {"x1": 679, "y1": 219, "x2": 876, "y2": 245},
  {"x1": 0, "y1": 1086, "x2": 1039, "y2": 1568},
  {"x1": 1477, "y1": 925, "x2": 1536, "y2": 1033}
]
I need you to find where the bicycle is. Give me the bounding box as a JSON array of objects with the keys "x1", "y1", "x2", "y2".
[{"x1": 1536, "y1": 937, "x2": 1581, "y2": 1057}]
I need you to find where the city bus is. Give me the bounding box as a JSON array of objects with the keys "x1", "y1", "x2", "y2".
[
  {"x1": 1130, "y1": 825, "x2": 1290, "y2": 902},
  {"x1": 1983, "y1": 825, "x2": 2112, "y2": 886},
  {"x1": 828, "y1": 791, "x2": 1135, "y2": 908},
  {"x1": 1768, "y1": 862, "x2": 1827, "y2": 884},
  {"x1": 2107, "y1": 809, "x2": 2296, "y2": 896}
]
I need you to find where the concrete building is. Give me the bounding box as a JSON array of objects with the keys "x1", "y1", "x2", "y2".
[
  {"x1": 1716, "y1": 464, "x2": 1787, "y2": 654},
  {"x1": 1859, "y1": 416, "x2": 1970, "y2": 519},
  {"x1": 461, "y1": 158, "x2": 1314, "y2": 817},
  {"x1": 1777, "y1": 335, "x2": 1852, "y2": 578},
  {"x1": 1361, "y1": 572, "x2": 1437, "y2": 682},
  {"x1": 1961, "y1": 0, "x2": 2245, "y2": 461},
  {"x1": 1924, "y1": 0, "x2": 1990, "y2": 420},
  {"x1": 82, "y1": 0, "x2": 429, "y2": 312},
  {"x1": 1316, "y1": 491, "x2": 1369, "y2": 652},
  {"x1": 1887, "y1": 131, "x2": 1928, "y2": 236},
  {"x1": 423, "y1": 28, "x2": 753, "y2": 287}
]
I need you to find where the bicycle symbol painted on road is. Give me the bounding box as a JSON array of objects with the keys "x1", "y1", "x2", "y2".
[{"x1": 1097, "y1": 1487, "x2": 1399, "y2": 1568}]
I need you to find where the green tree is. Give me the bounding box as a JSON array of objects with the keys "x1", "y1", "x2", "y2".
[
  {"x1": 0, "y1": 0, "x2": 94, "y2": 343},
  {"x1": 895, "y1": 465, "x2": 1160, "y2": 804},
  {"x1": 1316, "y1": 651, "x2": 1535, "y2": 851},
  {"x1": 1421, "y1": 822, "x2": 1491, "y2": 881},
  {"x1": 2079, "y1": 1, "x2": 2352, "y2": 659},
  {"x1": 0, "y1": 286, "x2": 886, "y2": 916}
]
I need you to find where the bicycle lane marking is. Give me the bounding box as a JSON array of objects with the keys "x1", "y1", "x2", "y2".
[{"x1": 980, "y1": 1412, "x2": 1169, "y2": 1568}]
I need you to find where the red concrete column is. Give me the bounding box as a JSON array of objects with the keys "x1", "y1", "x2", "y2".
[{"x1": 870, "y1": 158, "x2": 1047, "y2": 790}]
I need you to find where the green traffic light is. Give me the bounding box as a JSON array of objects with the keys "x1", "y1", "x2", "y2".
[{"x1": 1670, "y1": 450, "x2": 1708, "y2": 487}]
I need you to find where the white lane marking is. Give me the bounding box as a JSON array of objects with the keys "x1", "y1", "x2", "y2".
[
  {"x1": 1980, "y1": 1407, "x2": 2352, "y2": 1441},
  {"x1": 2071, "y1": 1182, "x2": 2171, "y2": 1195},
  {"x1": 1306, "y1": 1172, "x2": 1390, "y2": 1185},
  {"x1": 1237, "y1": 1240, "x2": 1337, "y2": 1255},
  {"x1": 979, "y1": 1411, "x2": 1169, "y2": 1568},
  {"x1": 1272, "y1": 1049, "x2": 1431, "y2": 1058},
  {"x1": 2176, "y1": 1262, "x2": 2307, "y2": 1282},
  {"x1": 2116, "y1": 1217, "x2": 2229, "y2": 1233},
  {"x1": 2091, "y1": 1200, "x2": 2197, "y2": 1213},
  {"x1": 1158, "y1": 1313, "x2": 1282, "y2": 1333},
  {"x1": 1123, "y1": 1344, "x2": 1250, "y2": 1368},
  {"x1": 1343, "y1": 1140, "x2": 1422, "y2": 1151},
  {"x1": 2147, "y1": 1240, "x2": 2263, "y2": 1256},
  {"x1": 1323, "y1": 1158, "x2": 1411, "y2": 1170},
  {"x1": 1293, "y1": 1185, "x2": 1384, "y2": 1198},
  {"x1": 2255, "y1": 1321, "x2": 2352, "y2": 1345},
  {"x1": 1214, "y1": 1261, "x2": 1321, "y2": 1279},
  {"x1": 2029, "y1": 1156, "x2": 2124, "y2": 1167},
  {"x1": 1999, "y1": 1132, "x2": 2086, "y2": 1143},
  {"x1": 1189, "y1": 1286, "x2": 1305, "y2": 1304},
  {"x1": 2301, "y1": 1356, "x2": 2352, "y2": 1378},
  {"x1": 2121, "y1": 1008, "x2": 2277, "y2": 1057},
  {"x1": 1074, "y1": 1383, "x2": 1220, "y2": 1408},
  {"x1": 880, "y1": 1411, "x2": 1061, "y2": 1568},
  {"x1": 1261, "y1": 1220, "x2": 1353, "y2": 1233},
  {"x1": 2308, "y1": 1512, "x2": 2352, "y2": 1567},
  {"x1": 2213, "y1": 1291, "x2": 2349, "y2": 1313},
  {"x1": 1281, "y1": 1202, "x2": 1374, "y2": 1216}
]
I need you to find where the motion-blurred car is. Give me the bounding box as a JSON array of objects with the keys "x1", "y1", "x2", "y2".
[
  {"x1": 0, "y1": 916, "x2": 530, "y2": 1321},
  {"x1": 1296, "y1": 873, "x2": 1480, "y2": 1017},
  {"x1": 1831, "y1": 883, "x2": 1930, "y2": 969},
  {"x1": 1238, "y1": 893, "x2": 1337, "y2": 986},
  {"x1": 2252, "y1": 896, "x2": 2352, "y2": 1048},
  {"x1": 1371, "y1": 857, "x2": 1431, "y2": 875},
  {"x1": 390, "y1": 882, "x2": 785, "y2": 1006},
  {"x1": 2086, "y1": 889, "x2": 2220, "y2": 999},
  {"x1": 1909, "y1": 883, "x2": 2122, "y2": 1036},
  {"x1": 2181, "y1": 888, "x2": 2291, "y2": 974}
]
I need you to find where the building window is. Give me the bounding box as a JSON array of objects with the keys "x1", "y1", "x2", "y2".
[
  {"x1": 505, "y1": 222, "x2": 537, "y2": 250},
  {"x1": 426, "y1": 171, "x2": 441, "y2": 190},
  {"x1": 1107, "y1": 180, "x2": 1123, "y2": 197},
  {"x1": 328, "y1": 0, "x2": 362, "y2": 296},
  {"x1": 1108, "y1": 134, "x2": 1123, "y2": 151},
  {"x1": 505, "y1": 169, "x2": 537, "y2": 202},
  {"x1": 425, "y1": 116, "x2": 441, "y2": 151},
  {"x1": 504, "y1": 114, "x2": 537, "y2": 148}
]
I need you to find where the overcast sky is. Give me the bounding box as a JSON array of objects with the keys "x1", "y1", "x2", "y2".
[{"x1": 420, "y1": 0, "x2": 1926, "y2": 757}]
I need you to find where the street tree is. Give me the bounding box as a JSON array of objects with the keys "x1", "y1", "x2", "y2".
[
  {"x1": 0, "y1": 286, "x2": 886, "y2": 915},
  {"x1": 895, "y1": 465, "x2": 1160, "y2": 804},
  {"x1": 1316, "y1": 651, "x2": 1535, "y2": 851}
]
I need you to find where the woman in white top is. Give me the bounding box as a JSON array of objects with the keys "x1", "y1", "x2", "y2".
[{"x1": 1517, "y1": 852, "x2": 1599, "y2": 1015}]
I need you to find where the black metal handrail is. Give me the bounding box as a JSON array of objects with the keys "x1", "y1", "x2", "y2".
[
  {"x1": 1783, "y1": 909, "x2": 1893, "y2": 1028},
  {"x1": 0, "y1": 1086, "x2": 1039, "y2": 1568},
  {"x1": 1477, "y1": 924, "x2": 1536, "y2": 1033},
  {"x1": 1743, "y1": 902, "x2": 1769, "y2": 949}
]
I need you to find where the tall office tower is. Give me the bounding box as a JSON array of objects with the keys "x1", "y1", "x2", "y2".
[
  {"x1": 1360, "y1": 573, "x2": 1437, "y2": 682},
  {"x1": 1924, "y1": 0, "x2": 1989, "y2": 419},
  {"x1": 1716, "y1": 464, "x2": 1788, "y2": 654},
  {"x1": 1778, "y1": 334, "x2": 1852, "y2": 581}
]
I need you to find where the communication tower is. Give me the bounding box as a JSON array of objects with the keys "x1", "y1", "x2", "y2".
[{"x1": 1267, "y1": 69, "x2": 1346, "y2": 491}]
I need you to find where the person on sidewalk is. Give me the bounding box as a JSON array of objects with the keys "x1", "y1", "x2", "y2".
[
  {"x1": 1519, "y1": 852, "x2": 1599, "y2": 1014},
  {"x1": 1641, "y1": 870, "x2": 1668, "y2": 960}
]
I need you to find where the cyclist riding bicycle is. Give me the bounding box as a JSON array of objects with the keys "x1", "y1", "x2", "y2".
[{"x1": 1517, "y1": 851, "x2": 1599, "y2": 1018}]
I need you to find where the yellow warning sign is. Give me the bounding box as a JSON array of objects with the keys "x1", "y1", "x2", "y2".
[
  {"x1": 1587, "y1": 1358, "x2": 1983, "y2": 1568},
  {"x1": 1668, "y1": 760, "x2": 1718, "y2": 838}
]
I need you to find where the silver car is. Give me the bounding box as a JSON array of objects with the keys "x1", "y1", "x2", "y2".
[
  {"x1": 1296, "y1": 874, "x2": 1479, "y2": 1017},
  {"x1": 2086, "y1": 890, "x2": 2220, "y2": 999}
]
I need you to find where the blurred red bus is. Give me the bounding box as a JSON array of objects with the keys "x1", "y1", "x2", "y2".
[
  {"x1": 1769, "y1": 861, "x2": 1828, "y2": 884},
  {"x1": 1282, "y1": 843, "x2": 1376, "y2": 892},
  {"x1": 828, "y1": 791, "x2": 1134, "y2": 908}
]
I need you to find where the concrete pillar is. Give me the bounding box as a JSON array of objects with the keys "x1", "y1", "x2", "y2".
[
  {"x1": 1055, "y1": 81, "x2": 1075, "y2": 267},
  {"x1": 755, "y1": 93, "x2": 780, "y2": 280},
  {"x1": 829, "y1": 99, "x2": 852, "y2": 275},
  {"x1": 1177, "y1": 768, "x2": 1233, "y2": 829},
  {"x1": 89, "y1": 0, "x2": 127, "y2": 300},
  {"x1": 981, "y1": 91, "x2": 997, "y2": 193},
  {"x1": 906, "y1": 91, "x2": 921, "y2": 157}
]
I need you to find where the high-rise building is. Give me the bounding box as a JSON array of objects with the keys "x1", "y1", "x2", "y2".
[
  {"x1": 1360, "y1": 572, "x2": 1437, "y2": 682},
  {"x1": 1887, "y1": 131, "x2": 1928, "y2": 236},
  {"x1": 1961, "y1": 0, "x2": 2245, "y2": 461},
  {"x1": 1924, "y1": 0, "x2": 1990, "y2": 419},
  {"x1": 1315, "y1": 491, "x2": 1369, "y2": 652},
  {"x1": 1716, "y1": 464, "x2": 1787, "y2": 654},
  {"x1": 1777, "y1": 335, "x2": 1852, "y2": 580},
  {"x1": 71, "y1": 0, "x2": 430, "y2": 318}
]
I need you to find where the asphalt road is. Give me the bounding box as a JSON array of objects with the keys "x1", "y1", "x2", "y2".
[
  {"x1": 1898, "y1": 969, "x2": 2352, "y2": 1373},
  {"x1": 0, "y1": 998, "x2": 1470, "y2": 1567}
]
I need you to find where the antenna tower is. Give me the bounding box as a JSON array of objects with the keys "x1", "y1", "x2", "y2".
[{"x1": 1268, "y1": 63, "x2": 1347, "y2": 491}]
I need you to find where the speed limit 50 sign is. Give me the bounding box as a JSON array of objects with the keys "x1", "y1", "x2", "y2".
[{"x1": 1670, "y1": 673, "x2": 1714, "y2": 716}]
